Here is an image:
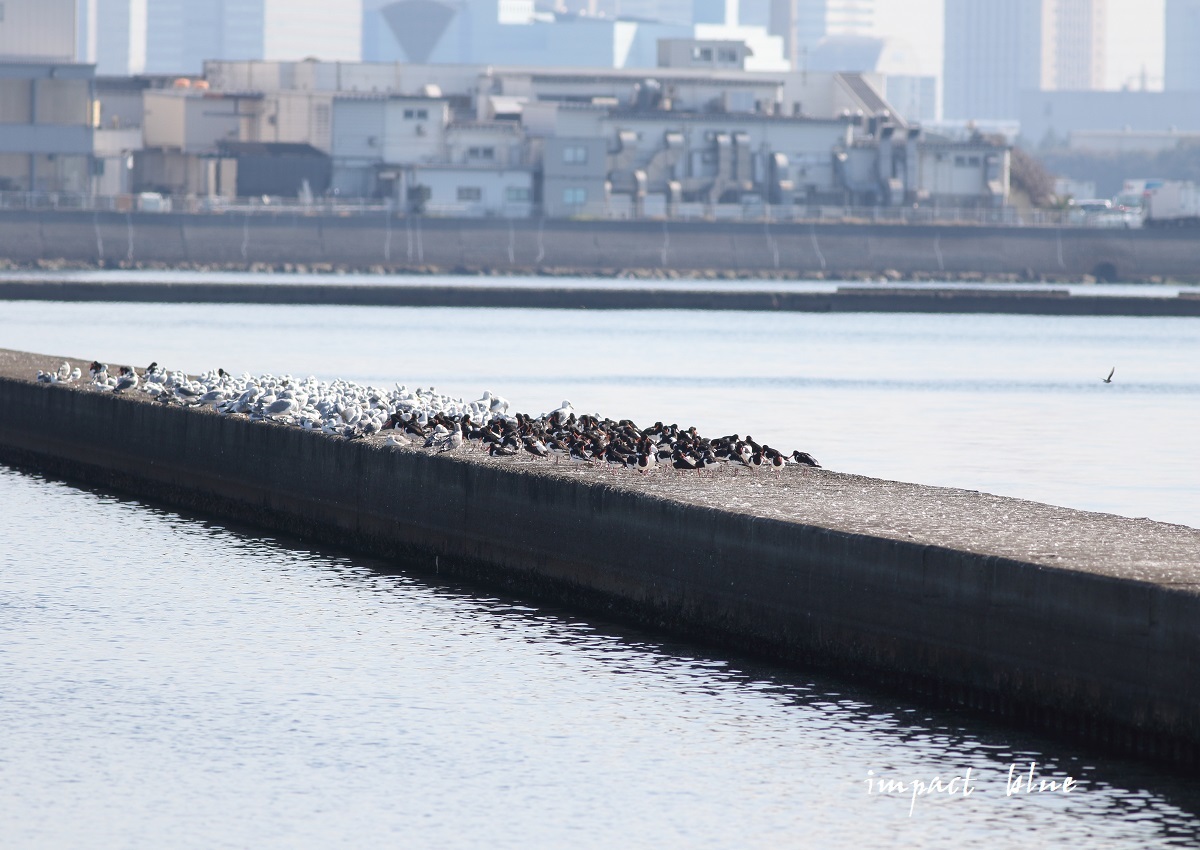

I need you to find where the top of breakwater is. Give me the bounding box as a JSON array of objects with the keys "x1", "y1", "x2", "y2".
[
  {"x1": 3, "y1": 275, "x2": 1200, "y2": 316},
  {"x1": 4, "y1": 347, "x2": 1198, "y2": 590}
]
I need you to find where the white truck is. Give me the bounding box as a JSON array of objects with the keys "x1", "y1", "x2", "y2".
[{"x1": 1144, "y1": 181, "x2": 1200, "y2": 226}]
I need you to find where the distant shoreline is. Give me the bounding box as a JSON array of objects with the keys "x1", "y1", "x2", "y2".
[
  {"x1": 0, "y1": 257, "x2": 1187, "y2": 287},
  {"x1": 4, "y1": 274, "x2": 1199, "y2": 316}
]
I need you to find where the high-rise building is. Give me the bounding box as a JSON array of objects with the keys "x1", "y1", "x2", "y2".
[
  {"x1": 256, "y1": 0, "x2": 360, "y2": 64},
  {"x1": 360, "y1": 0, "x2": 789, "y2": 70},
  {"x1": 81, "y1": 0, "x2": 360, "y2": 76},
  {"x1": 823, "y1": 0, "x2": 871, "y2": 33},
  {"x1": 84, "y1": 0, "x2": 147, "y2": 75},
  {"x1": 1048, "y1": 0, "x2": 1105, "y2": 90},
  {"x1": 767, "y1": 0, "x2": 796, "y2": 67},
  {"x1": 797, "y1": 0, "x2": 872, "y2": 64},
  {"x1": 618, "y1": 0, "x2": 694, "y2": 25},
  {"x1": 943, "y1": 0, "x2": 1043, "y2": 120},
  {"x1": 944, "y1": 0, "x2": 1104, "y2": 121},
  {"x1": 143, "y1": 0, "x2": 223, "y2": 75},
  {"x1": 1165, "y1": 0, "x2": 1200, "y2": 90},
  {"x1": 741, "y1": 0, "x2": 872, "y2": 72}
]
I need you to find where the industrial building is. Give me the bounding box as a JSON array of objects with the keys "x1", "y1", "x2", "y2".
[
  {"x1": 0, "y1": 0, "x2": 95, "y2": 193},
  {"x1": 0, "y1": 61, "x2": 95, "y2": 194},
  {"x1": 108, "y1": 58, "x2": 1008, "y2": 215},
  {"x1": 0, "y1": 0, "x2": 1010, "y2": 218},
  {"x1": 807, "y1": 34, "x2": 937, "y2": 122}
]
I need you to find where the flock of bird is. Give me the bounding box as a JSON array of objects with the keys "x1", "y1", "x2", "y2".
[{"x1": 37, "y1": 359, "x2": 822, "y2": 475}]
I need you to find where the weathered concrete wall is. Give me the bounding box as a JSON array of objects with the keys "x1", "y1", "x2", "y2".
[
  {"x1": 1, "y1": 361, "x2": 1199, "y2": 765},
  {"x1": 5, "y1": 210, "x2": 1200, "y2": 280}
]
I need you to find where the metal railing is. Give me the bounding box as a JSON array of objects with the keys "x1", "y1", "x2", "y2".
[{"x1": 0, "y1": 191, "x2": 397, "y2": 217}]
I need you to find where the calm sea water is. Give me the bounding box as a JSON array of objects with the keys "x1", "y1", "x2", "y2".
[
  {"x1": 3, "y1": 282, "x2": 1200, "y2": 846},
  {"x1": 1, "y1": 292, "x2": 1197, "y2": 526},
  {"x1": 2, "y1": 466, "x2": 1200, "y2": 849}
]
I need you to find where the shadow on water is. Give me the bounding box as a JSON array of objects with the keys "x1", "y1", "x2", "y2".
[{"x1": 7, "y1": 460, "x2": 1200, "y2": 846}]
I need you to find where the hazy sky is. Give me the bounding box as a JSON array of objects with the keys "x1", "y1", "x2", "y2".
[{"x1": 873, "y1": 0, "x2": 1165, "y2": 90}]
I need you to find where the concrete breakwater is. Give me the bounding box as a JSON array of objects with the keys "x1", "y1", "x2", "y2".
[
  {"x1": 4, "y1": 209, "x2": 1200, "y2": 283},
  {"x1": 2, "y1": 348, "x2": 1199, "y2": 765},
  {"x1": 4, "y1": 278, "x2": 1200, "y2": 316}
]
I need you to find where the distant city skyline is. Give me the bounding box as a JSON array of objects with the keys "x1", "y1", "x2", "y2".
[
  {"x1": 872, "y1": 0, "x2": 1163, "y2": 90},
  {"x1": 78, "y1": 0, "x2": 361, "y2": 75},
  {"x1": 67, "y1": 0, "x2": 1167, "y2": 94}
]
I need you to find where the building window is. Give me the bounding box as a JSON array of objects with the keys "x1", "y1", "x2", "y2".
[
  {"x1": 968, "y1": 156, "x2": 981, "y2": 167},
  {"x1": 505, "y1": 186, "x2": 531, "y2": 202},
  {"x1": 562, "y1": 145, "x2": 588, "y2": 164},
  {"x1": 404, "y1": 109, "x2": 414, "y2": 119},
  {"x1": 403, "y1": 108, "x2": 429, "y2": 120},
  {"x1": 468, "y1": 146, "x2": 495, "y2": 160},
  {"x1": 717, "y1": 49, "x2": 738, "y2": 63},
  {"x1": 457, "y1": 186, "x2": 482, "y2": 201},
  {"x1": 692, "y1": 47, "x2": 713, "y2": 61},
  {"x1": 954, "y1": 155, "x2": 967, "y2": 167},
  {"x1": 562, "y1": 187, "x2": 586, "y2": 205}
]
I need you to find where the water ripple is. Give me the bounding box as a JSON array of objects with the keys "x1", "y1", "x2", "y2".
[{"x1": 1, "y1": 467, "x2": 1198, "y2": 848}]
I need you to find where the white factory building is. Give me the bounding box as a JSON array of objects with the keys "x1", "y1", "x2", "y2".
[{"x1": 110, "y1": 58, "x2": 1008, "y2": 215}]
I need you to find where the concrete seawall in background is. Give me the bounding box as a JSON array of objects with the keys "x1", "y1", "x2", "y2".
[
  {"x1": 2, "y1": 350, "x2": 1199, "y2": 765},
  {"x1": 5, "y1": 210, "x2": 1200, "y2": 282}
]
